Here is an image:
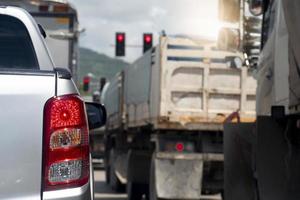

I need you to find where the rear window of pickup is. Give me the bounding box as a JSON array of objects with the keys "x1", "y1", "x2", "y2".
[{"x1": 0, "y1": 14, "x2": 39, "y2": 69}]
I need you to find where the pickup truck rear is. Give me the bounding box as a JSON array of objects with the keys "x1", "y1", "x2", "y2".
[{"x1": 0, "y1": 6, "x2": 105, "y2": 200}]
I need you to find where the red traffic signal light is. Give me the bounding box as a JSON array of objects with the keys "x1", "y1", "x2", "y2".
[
  {"x1": 116, "y1": 32, "x2": 125, "y2": 56},
  {"x1": 143, "y1": 33, "x2": 153, "y2": 53},
  {"x1": 144, "y1": 35, "x2": 152, "y2": 43},
  {"x1": 83, "y1": 76, "x2": 90, "y2": 92},
  {"x1": 117, "y1": 34, "x2": 124, "y2": 42}
]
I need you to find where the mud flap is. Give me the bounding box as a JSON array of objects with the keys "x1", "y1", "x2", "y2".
[
  {"x1": 154, "y1": 153, "x2": 223, "y2": 199},
  {"x1": 155, "y1": 154, "x2": 202, "y2": 199},
  {"x1": 256, "y1": 116, "x2": 300, "y2": 200},
  {"x1": 224, "y1": 122, "x2": 256, "y2": 200},
  {"x1": 225, "y1": 117, "x2": 300, "y2": 200},
  {"x1": 114, "y1": 152, "x2": 128, "y2": 184},
  {"x1": 255, "y1": 116, "x2": 287, "y2": 200}
]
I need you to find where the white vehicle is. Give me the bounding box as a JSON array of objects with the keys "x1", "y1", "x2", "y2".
[
  {"x1": 103, "y1": 35, "x2": 256, "y2": 200},
  {"x1": 224, "y1": 0, "x2": 300, "y2": 199}
]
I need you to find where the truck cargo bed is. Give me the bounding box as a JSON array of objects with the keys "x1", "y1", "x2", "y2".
[{"x1": 104, "y1": 36, "x2": 256, "y2": 131}]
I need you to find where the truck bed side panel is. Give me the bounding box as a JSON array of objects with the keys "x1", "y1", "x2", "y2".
[
  {"x1": 125, "y1": 50, "x2": 152, "y2": 127},
  {"x1": 159, "y1": 37, "x2": 256, "y2": 130},
  {"x1": 104, "y1": 73, "x2": 123, "y2": 129}
]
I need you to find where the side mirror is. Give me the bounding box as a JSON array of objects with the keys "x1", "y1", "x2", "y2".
[
  {"x1": 217, "y1": 28, "x2": 240, "y2": 52},
  {"x1": 85, "y1": 102, "x2": 107, "y2": 130},
  {"x1": 249, "y1": 0, "x2": 263, "y2": 16}
]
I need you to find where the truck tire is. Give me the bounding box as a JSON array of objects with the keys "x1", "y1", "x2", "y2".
[
  {"x1": 109, "y1": 149, "x2": 123, "y2": 192},
  {"x1": 105, "y1": 163, "x2": 110, "y2": 184},
  {"x1": 127, "y1": 181, "x2": 146, "y2": 200},
  {"x1": 104, "y1": 146, "x2": 110, "y2": 184},
  {"x1": 127, "y1": 150, "x2": 151, "y2": 200}
]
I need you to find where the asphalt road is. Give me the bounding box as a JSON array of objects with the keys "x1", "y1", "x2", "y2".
[
  {"x1": 93, "y1": 163, "x2": 221, "y2": 200},
  {"x1": 94, "y1": 167, "x2": 127, "y2": 200}
]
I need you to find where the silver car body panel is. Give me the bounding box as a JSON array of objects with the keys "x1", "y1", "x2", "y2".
[
  {"x1": 43, "y1": 182, "x2": 91, "y2": 200},
  {"x1": 0, "y1": 73, "x2": 55, "y2": 199},
  {"x1": 56, "y1": 78, "x2": 79, "y2": 96}
]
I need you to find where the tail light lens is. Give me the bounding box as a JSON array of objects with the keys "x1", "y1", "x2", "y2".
[{"x1": 43, "y1": 94, "x2": 89, "y2": 191}]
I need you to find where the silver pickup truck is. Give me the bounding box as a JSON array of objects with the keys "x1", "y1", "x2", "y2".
[{"x1": 0, "y1": 6, "x2": 106, "y2": 200}]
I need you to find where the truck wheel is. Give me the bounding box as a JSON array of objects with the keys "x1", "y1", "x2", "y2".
[
  {"x1": 149, "y1": 155, "x2": 161, "y2": 200},
  {"x1": 127, "y1": 181, "x2": 147, "y2": 200},
  {"x1": 104, "y1": 147, "x2": 110, "y2": 184},
  {"x1": 109, "y1": 149, "x2": 123, "y2": 192},
  {"x1": 105, "y1": 164, "x2": 110, "y2": 184}
]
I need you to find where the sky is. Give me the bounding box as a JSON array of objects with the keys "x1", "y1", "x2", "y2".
[{"x1": 68, "y1": 0, "x2": 219, "y2": 62}]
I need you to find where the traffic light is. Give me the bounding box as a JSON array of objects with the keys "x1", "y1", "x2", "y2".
[
  {"x1": 143, "y1": 33, "x2": 153, "y2": 53},
  {"x1": 83, "y1": 76, "x2": 90, "y2": 92},
  {"x1": 116, "y1": 32, "x2": 125, "y2": 56}
]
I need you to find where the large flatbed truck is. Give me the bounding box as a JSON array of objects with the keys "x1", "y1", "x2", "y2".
[{"x1": 102, "y1": 35, "x2": 257, "y2": 200}]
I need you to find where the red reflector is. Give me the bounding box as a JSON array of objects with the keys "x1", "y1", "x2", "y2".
[
  {"x1": 43, "y1": 94, "x2": 89, "y2": 191},
  {"x1": 175, "y1": 142, "x2": 184, "y2": 152}
]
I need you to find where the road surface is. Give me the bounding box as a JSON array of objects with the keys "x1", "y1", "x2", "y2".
[{"x1": 93, "y1": 164, "x2": 221, "y2": 200}]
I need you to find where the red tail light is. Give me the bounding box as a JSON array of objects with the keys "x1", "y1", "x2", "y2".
[{"x1": 43, "y1": 94, "x2": 89, "y2": 191}]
